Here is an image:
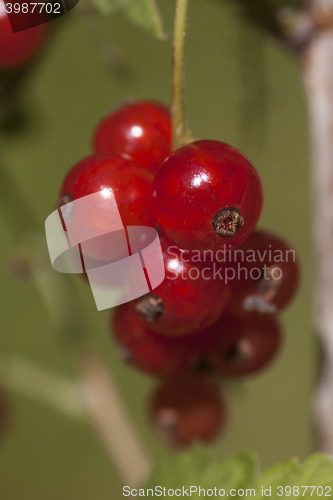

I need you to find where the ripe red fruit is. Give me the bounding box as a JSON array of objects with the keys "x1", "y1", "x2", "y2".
[
  {"x1": 57, "y1": 155, "x2": 155, "y2": 261},
  {"x1": 132, "y1": 233, "x2": 230, "y2": 336},
  {"x1": 112, "y1": 303, "x2": 198, "y2": 377},
  {"x1": 152, "y1": 140, "x2": 263, "y2": 253},
  {"x1": 206, "y1": 311, "x2": 282, "y2": 377},
  {"x1": 227, "y1": 230, "x2": 300, "y2": 315},
  {"x1": 149, "y1": 375, "x2": 226, "y2": 447},
  {"x1": 0, "y1": 0, "x2": 49, "y2": 71},
  {"x1": 92, "y1": 100, "x2": 171, "y2": 173}
]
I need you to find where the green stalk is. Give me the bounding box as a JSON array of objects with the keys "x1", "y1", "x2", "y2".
[{"x1": 171, "y1": 0, "x2": 194, "y2": 150}]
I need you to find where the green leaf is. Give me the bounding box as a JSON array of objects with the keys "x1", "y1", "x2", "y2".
[
  {"x1": 258, "y1": 458, "x2": 300, "y2": 491},
  {"x1": 124, "y1": 0, "x2": 167, "y2": 40},
  {"x1": 258, "y1": 454, "x2": 333, "y2": 500},
  {"x1": 91, "y1": 0, "x2": 166, "y2": 40},
  {"x1": 145, "y1": 446, "x2": 258, "y2": 499},
  {"x1": 145, "y1": 449, "x2": 333, "y2": 500},
  {"x1": 92, "y1": 0, "x2": 131, "y2": 15}
]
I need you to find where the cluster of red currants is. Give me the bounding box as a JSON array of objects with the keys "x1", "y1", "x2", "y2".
[{"x1": 57, "y1": 100, "x2": 299, "y2": 448}]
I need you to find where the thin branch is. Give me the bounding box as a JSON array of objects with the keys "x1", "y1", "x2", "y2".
[
  {"x1": 219, "y1": 0, "x2": 312, "y2": 51},
  {"x1": 218, "y1": 0, "x2": 333, "y2": 454},
  {"x1": 0, "y1": 355, "x2": 84, "y2": 420},
  {"x1": 302, "y1": 0, "x2": 333, "y2": 451},
  {"x1": 78, "y1": 352, "x2": 152, "y2": 488}
]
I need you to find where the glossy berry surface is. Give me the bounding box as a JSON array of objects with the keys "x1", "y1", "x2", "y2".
[
  {"x1": 0, "y1": 0, "x2": 49, "y2": 71},
  {"x1": 149, "y1": 375, "x2": 226, "y2": 448},
  {"x1": 112, "y1": 303, "x2": 198, "y2": 377},
  {"x1": 152, "y1": 140, "x2": 264, "y2": 253},
  {"x1": 207, "y1": 311, "x2": 282, "y2": 377},
  {"x1": 228, "y1": 230, "x2": 300, "y2": 315},
  {"x1": 57, "y1": 155, "x2": 155, "y2": 261},
  {"x1": 92, "y1": 100, "x2": 171, "y2": 173},
  {"x1": 132, "y1": 233, "x2": 230, "y2": 336}
]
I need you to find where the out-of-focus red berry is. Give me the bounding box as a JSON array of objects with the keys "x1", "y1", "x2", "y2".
[
  {"x1": 227, "y1": 230, "x2": 300, "y2": 316},
  {"x1": 206, "y1": 311, "x2": 282, "y2": 377},
  {"x1": 0, "y1": 0, "x2": 49, "y2": 71},
  {"x1": 149, "y1": 375, "x2": 227, "y2": 447},
  {"x1": 112, "y1": 304, "x2": 198, "y2": 377}
]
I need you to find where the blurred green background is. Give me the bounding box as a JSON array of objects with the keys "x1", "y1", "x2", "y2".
[{"x1": 0, "y1": 0, "x2": 314, "y2": 498}]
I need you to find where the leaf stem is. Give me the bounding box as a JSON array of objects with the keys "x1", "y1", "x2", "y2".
[
  {"x1": 172, "y1": 0, "x2": 194, "y2": 150},
  {"x1": 0, "y1": 354, "x2": 84, "y2": 420},
  {"x1": 78, "y1": 352, "x2": 152, "y2": 487}
]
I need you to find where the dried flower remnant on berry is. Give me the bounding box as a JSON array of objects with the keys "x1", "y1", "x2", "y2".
[
  {"x1": 135, "y1": 294, "x2": 165, "y2": 321},
  {"x1": 258, "y1": 264, "x2": 283, "y2": 296},
  {"x1": 154, "y1": 408, "x2": 179, "y2": 440},
  {"x1": 56, "y1": 193, "x2": 73, "y2": 221},
  {"x1": 116, "y1": 343, "x2": 133, "y2": 365},
  {"x1": 226, "y1": 339, "x2": 255, "y2": 366},
  {"x1": 212, "y1": 207, "x2": 244, "y2": 237},
  {"x1": 243, "y1": 295, "x2": 278, "y2": 314}
]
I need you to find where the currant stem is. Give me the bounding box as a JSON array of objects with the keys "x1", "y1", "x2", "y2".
[{"x1": 172, "y1": 0, "x2": 194, "y2": 150}]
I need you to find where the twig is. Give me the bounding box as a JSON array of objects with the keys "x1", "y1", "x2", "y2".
[
  {"x1": 0, "y1": 354, "x2": 83, "y2": 419},
  {"x1": 78, "y1": 352, "x2": 152, "y2": 488},
  {"x1": 302, "y1": 0, "x2": 333, "y2": 452}
]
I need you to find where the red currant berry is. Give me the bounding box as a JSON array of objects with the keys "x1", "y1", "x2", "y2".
[
  {"x1": 206, "y1": 311, "x2": 282, "y2": 377},
  {"x1": 57, "y1": 155, "x2": 155, "y2": 261},
  {"x1": 227, "y1": 230, "x2": 300, "y2": 315},
  {"x1": 149, "y1": 375, "x2": 226, "y2": 447},
  {"x1": 92, "y1": 100, "x2": 171, "y2": 173},
  {"x1": 112, "y1": 303, "x2": 197, "y2": 377},
  {"x1": 0, "y1": 0, "x2": 49, "y2": 71},
  {"x1": 152, "y1": 140, "x2": 263, "y2": 253},
  {"x1": 131, "y1": 233, "x2": 230, "y2": 336}
]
